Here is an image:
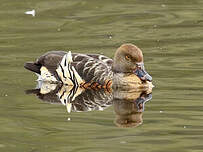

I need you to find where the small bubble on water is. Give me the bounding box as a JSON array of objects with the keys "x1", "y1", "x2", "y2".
[
  {"x1": 57, "y1": 28, "x2": 61, "y2": 32},
  {"x1": 5, "y1": 94, "x2": 8, "y2": 97},
  {"x1": 120, "y1": 141, "x2": 127, "y2": 144},
  {"x1": 161, "y1": 4, "x2": 166, "y2": 8},
  {"x1": 153, "y1": 25, "x2": 157, "y2": 28},
  {"x1": 107, "y1": 34, "x2": 113, "y2": 39},
  {"x1": 160, "y1": 111, "x2": 163, "y2": 113},
  {"x1": 67, "y1": 118, "x2": 71, "y2": 121},
  {"x1": 183, "y1": 126, "x2": 186, "y2": 128}
]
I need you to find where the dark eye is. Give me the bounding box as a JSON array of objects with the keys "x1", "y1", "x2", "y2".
[{"x1": 125, "y1": 55, "x2": 131, "y2": 61}]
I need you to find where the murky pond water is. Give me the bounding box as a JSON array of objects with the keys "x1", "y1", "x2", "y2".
[{"x1": 0, "y1": 0, "x2": 203, "y2": 152}]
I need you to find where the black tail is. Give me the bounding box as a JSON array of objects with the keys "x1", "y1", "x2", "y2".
[
  {"x1": 24, "y1": 62, "x2": 41, "y2": 74},
  {"x1": 25, "y1": 89, "x2": 40, "y2": 95}
]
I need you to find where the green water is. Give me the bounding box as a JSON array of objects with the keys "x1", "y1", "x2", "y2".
[{"x1": 0, "y1": 0, "x2": 203, "y2": 151}]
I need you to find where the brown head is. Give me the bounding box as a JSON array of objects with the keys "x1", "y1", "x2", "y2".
[{"x1": 112, "y1": 43, "x2": 152, "y2": 82}]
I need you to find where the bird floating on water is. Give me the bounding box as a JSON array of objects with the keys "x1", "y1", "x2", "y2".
[{"x1": 24, "y1": 43, "x2": 153, "y2": 90}]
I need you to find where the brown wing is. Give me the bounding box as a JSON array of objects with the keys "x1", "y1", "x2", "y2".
[
  {"x1": 86, "y1": 54, "x2": 113, "y2": 67},
  {"x1": 25, "y1": 51, "x2": 114, "y2": 85},
  {"x1": 37, "y1": 51, "x2": 67, "y2": 73},
  {"x1": 72, "y1": 54, "x2": 113, "y2": 86},
  {"x1": 24, "y1": 51, "x2": 66, "y2": 74}
]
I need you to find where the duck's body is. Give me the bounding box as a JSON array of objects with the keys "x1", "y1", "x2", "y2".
[
  {"x1": 24, "y1": 44, "x2": 153, "y2": 90},
  {"x1": 25, "y1": 51, "x2": 114, "y2": 88}
]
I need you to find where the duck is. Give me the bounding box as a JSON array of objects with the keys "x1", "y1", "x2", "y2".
[{"x1": 24, "y1": 43, "x2": 153, "y2": 90}]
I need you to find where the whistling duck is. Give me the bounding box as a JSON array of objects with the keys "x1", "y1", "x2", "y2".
[{"x1": 24, "y1": 44, "x2": 153, "y2": 90}]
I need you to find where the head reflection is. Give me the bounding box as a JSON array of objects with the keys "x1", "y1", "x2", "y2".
[
  {"x1": 113, "y1": 92, "x2": 152, "y2": 128},
  {"x1": 26, "y1": 81, "x2": 152, "y2": 128}
]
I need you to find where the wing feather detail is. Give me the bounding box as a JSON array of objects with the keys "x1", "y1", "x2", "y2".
[
  {"x1": 56, "y1": 52, "x2": 84, "y2": 86},
  {"x1": 34, "y1": 51, "x2": 114, "y2": 87},
  {"x1": 72, "y1": 54, "x2": 113, "y2": 86}
]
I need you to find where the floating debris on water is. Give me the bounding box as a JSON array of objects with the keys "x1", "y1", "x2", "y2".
[
  {"x1": 25, "y1": 9, "x2": 36, "y2": 17},
  {"x1": 160, "y1": 110, "x2": 163, "y2": 113},
  {"x1": 183, "y1": 126, "x2": 186, "y2": 128},
  {"x1": 67, "y1": 117, "x2": 71, "y2": 121},
  {"x1": 57, "y1": 28, "x2": 61, "y2": 32}
]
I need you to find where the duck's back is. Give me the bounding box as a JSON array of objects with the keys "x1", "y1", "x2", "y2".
[{"x1": 25, "y1": 51, "x2": 114, "y2": 87}]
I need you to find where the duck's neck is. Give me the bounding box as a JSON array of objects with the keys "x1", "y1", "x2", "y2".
[{"x1": 112, "y1": 59, "x2": 129, "y2": 73}]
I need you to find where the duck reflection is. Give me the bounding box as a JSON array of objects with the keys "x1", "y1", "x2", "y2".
[
  {"x1": 113, "y1": 90, "x2": 152, "y2": 128},
  {"x1": 26, "y1": 81, "x2": 152, "y2": 128},
  {"x1": 26, "y1": 81, "x2": 113, "y2": 112}
]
